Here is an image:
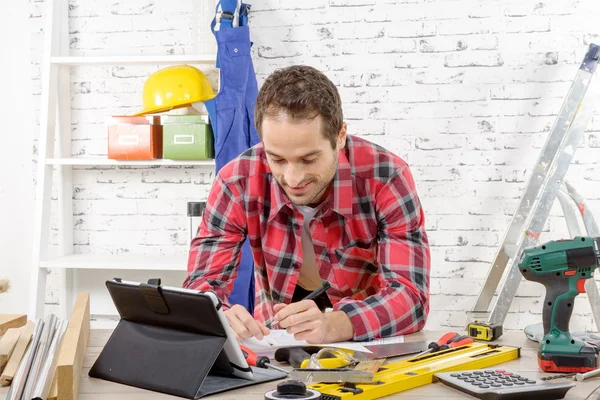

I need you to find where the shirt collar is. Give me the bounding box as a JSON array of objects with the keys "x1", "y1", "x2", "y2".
[{"x1": 267, "y1": 148, "x2": 354, "y2": 222}]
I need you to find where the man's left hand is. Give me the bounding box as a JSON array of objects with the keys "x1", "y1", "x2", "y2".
[{"x1": 273, "y1": 300, "x2": 354, "y2": 343}]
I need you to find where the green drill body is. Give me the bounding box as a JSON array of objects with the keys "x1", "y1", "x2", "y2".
[{"x1": 519, "y1": 236, "x2": 600, "y2": 373}]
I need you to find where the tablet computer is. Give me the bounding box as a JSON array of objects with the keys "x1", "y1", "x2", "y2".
[{"x1": 104, "y1": 278, "x2": 253, "y2": 380}]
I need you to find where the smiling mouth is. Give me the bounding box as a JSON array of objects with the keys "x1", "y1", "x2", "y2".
[{"x1": 288, "y1": 182, "x2": 312, "y2": 193}]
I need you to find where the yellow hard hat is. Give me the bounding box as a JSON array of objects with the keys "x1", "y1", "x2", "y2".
[{"x1": 134, "y1": 65, "x2": 216, "y2": 116}]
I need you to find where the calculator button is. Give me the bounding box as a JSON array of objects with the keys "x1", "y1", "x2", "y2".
[
  {"x1": 491, "y1": 384, "x2": 502, "y2": 387},
  {"x1": 480, "y1": 385, "x2": 490, "y2": 389},
  {"x1": 473, "y1": 371, "x2": 484, "y2": 375},
  {"x1": 458, "y1": 376, "x2": 468, "y2": 380},
  {"x1": 450, "y1": 373, "x2": 460, "y2": 377},
  {"x1": 526, "y1": 380, "x2": 536, "y2": 384},
  {"x1": 514, "y1": 381, "x2": 525, "y2": 385},
  {"x1": 465, "y1": 379, "x2": 475, "y2": 383},
  {"x1": 462, "y1": 372, "x2": 473, "y2": 376},
  {"x1": 502, "y1": 382, "x2": 513, "y2": 386}
]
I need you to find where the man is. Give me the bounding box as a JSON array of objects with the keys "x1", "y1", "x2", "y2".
[{"x1": 184, "y1": 65, "x2": 430, "y2": 343}]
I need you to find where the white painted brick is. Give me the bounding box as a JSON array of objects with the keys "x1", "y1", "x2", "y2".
[
  {"x1": 394, "y1": 53, "x2": 444, "y2": 69},
  {"x1": 347, "y1": 120, "x2": 386, "y2": 136},
  {"x1": 467, "y1": 3, "x2": 503, "y2": 19},
  {"x1": 412, "y1": 166, "x2": 461, "y2": 182},
  {"x1": 247, "y1": 10, "x2": 303, "y2": 27},
  {"x1": 366, "y1": 38, "x2": 416, "y2": 54},
  {"x1": 438, "y1": 278, "x2": 482, "y2": 296},
  {"x1": 497, "y1": 116, "x2": 554, "y2": 134},
  {"x1": 438, "y1": 86, "x2": 487, "y2": 102},
  {"x1": 420, "y1": 35, "x2": 498, "y2": 53},
  {"x1": 245, "y1": 0, "x2": 281, "y2": 11},
  {"x1": 280, "y1": 0, "x2": 326, "y2": 9},
  {"x1": 533, "y1": 0, "x2": 578, "y2": 16},
  {"x1": 444, "y1": 52, "x2": 504, "y2": 68},
  {"x1": 341, "y1": 104, "x2": 367, "y2": 120},
  {"x1": 384, "y1": 85, "x2": 439, "y2": 103},
  {"x1": 334, "y1": 23, "x2": 385, "y2": 40},
  {"x1": 306, "y1": 8, "x2": 363, "y2": 25},
  {"x1": 365, "y1": 71, "x2": 412, "y2": 87},
  {"x1": 257, "y1": 43, "x2": 303, "y2": 59},
  {"x1": 436, "y1": 215, "x2": 508, "y2": 231},
  {"x1": 413, "y1": 69, "x2": 466, "y2": 85},
  {"x1": 329, "y1": 0, "x2": 374, "y2": 5},
  {"x1": 340, "y1": 40, "x2": 368, "y2": 55},
  {"x1": 437, "y1": 19, "x2": 495, "y2": 36},
  {"x1": 70, "y1": 17, "x2": 135, "y2": 34},
  {"x1": 285, "y1": 26, "x2": 332, "y2": 42},
  {"x1": 340, "y1": 87, "x2": 383, "y2": 104},
  {"x1": 445, "y1": 117, "x2": 495, "y2": 134},
  {"x1": 143, "y1": 231, "x2": 188, "y2": 246},
  {"x1": 386, "y1": 119, "x2": 449, "y2": 135},
  {"x1": 528, "y1": 33, "x2": 583, "y2": 52},
  {"x1": 386, "y1": 21, "x2": 436, "y2": 38},
  {"x1": 429, "y1": 295, "x2": 474, "y2": 312},
  {"x1": 306, "y1": 42, "x2": 341, "y2": 58},
  {"x1": 499, "y1": 17, "x2": 551, "y2": 34}
]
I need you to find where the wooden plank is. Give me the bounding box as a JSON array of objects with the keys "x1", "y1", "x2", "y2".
[
  {"x1": 48, "y1": 370, "x2": 58, "y2": 400},
  {"x1": 56, "y1": 293, "x2": 90, "y2": 400},
  {"x1": 0, "y1": 315, "x2": 26, "y2": 336},
  {"x1": 0, "y1": 321, "x2": 34, "y2": 386},
  {"x1": 0, "y1": 327, "x2": 22, "y2": 371}
]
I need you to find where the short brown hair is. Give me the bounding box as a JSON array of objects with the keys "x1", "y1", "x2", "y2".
[{"x1": 254, "y1": 65, "x2": 343, "y2": 149}]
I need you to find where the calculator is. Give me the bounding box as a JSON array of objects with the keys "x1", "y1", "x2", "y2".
[{"x1": 434, "y1": 368, "x2": 575, "y2": 400}]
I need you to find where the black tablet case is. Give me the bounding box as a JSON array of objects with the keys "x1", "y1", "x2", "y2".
[{"x1": 88, "y1": 279, "x2": 286, "y2": 399}]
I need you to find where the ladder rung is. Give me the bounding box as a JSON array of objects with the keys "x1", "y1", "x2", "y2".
[{"x1": 51, "y1": 55, "x2": 217, "y2": 65}]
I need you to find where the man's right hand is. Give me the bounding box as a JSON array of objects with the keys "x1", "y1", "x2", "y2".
[{"x1": 225, "y1": 304, "x2": 270, "y2": 340}]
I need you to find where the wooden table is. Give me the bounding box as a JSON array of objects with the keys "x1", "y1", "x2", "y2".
[{"x1": 2, "y1": 329, "x2": 600, "y2": 399}]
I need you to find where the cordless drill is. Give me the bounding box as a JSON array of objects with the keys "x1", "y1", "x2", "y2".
[{"x1": 519, "y1": 236, "x2": 600, "y2": 373}]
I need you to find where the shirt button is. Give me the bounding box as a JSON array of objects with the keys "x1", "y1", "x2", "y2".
[
  {"x1": 292, "y1": 263, "x2": 299, "y2": 269},
  {"x1": 293, "y1": 223, "x2": 300, "y2": 230}
]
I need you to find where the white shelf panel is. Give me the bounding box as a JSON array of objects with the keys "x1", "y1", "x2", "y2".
[
  {"x1": 46, "y1": 157, "x2": 216, "y2": 166},
  {"x1": 51, "y1": 55, "x2": 217, "y2": 65},
  {"x1": 40, "y1": 253, "x2": 189, "y2": 271}
]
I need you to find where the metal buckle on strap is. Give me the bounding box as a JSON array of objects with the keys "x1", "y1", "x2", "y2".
[{"x1": 215, "y1": 10, "x2": 235, "y2": 31}]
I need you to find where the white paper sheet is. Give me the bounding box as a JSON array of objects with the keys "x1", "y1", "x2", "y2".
[{"x1": 239, "y1": 330, "x2": 405, "y2": 356}]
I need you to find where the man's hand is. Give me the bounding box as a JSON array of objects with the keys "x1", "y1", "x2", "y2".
[
  {"x1": 273, "y1": 300, "x2": 354, "y2": 343},
  {"x1": 224, "y1": 304, "x2": 270, "y2": 340}
]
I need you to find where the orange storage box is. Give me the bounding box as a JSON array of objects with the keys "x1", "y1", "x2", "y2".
[{"x1": 107, "y1": 116, "x2": 162, "y2": 160}]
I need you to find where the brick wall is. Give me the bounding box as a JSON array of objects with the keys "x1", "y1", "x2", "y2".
[{"x1": 30, "y1": 0, "x2": 600, "y2": 331}]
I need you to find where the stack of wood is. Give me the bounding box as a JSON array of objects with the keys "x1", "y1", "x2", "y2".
[{"x1": 0, "y1": 293, "x2": 90, "y2": 400}]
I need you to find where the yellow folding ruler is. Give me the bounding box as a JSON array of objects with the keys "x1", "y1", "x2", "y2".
[{"x1": 307, "y1": 342, "x2": 520, "y2": 400}]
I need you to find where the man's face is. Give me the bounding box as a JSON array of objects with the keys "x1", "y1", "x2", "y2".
[{"x1": 261, "y1": 114, "x2": 346, "y2": 206}]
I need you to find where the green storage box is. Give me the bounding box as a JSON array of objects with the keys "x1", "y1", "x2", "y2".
[{"x1": 160, "y1": 115, "x2": 214, "y2": 160}]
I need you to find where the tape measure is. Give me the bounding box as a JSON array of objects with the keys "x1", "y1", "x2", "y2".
[{"x1": 467, "y1": 321, "x2": 503, "y2": 341}]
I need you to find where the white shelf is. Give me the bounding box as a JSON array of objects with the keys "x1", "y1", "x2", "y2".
[
  {"x1": 40, "y1": 253, "x2": 188, "y2": 271},
  {"x1": 51, "y1": 54, "x2": 217, "y2": 65},
  {"x1": 46, "y1": 157, "x2": 216, "y2": 166}
]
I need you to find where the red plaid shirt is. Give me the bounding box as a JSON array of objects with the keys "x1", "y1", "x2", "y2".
[{"x1": 184, "y1": 135, "x2": 430, "y2": 340}]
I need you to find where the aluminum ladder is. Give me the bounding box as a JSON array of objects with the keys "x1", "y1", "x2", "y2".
[{"x1": 467, "y1": 43, "x2": 600, "y2": 335}]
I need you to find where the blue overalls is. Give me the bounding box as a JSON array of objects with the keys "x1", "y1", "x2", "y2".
[{"x1": 204, "y1": 1, "x2": 259, "y2": 314}]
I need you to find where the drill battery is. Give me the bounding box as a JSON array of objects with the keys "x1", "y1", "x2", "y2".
[
  {"x1": 539, "y1": 347, "x2": 599, "y2": 373},
  {"x1": 467, "y1": 322, "x2": 503, "y2": 341}
]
